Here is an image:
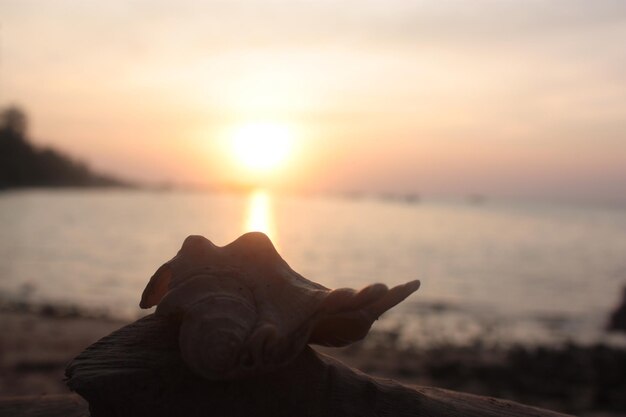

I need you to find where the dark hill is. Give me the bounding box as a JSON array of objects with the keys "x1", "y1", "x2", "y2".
[{"x1": 0, "y1": 106, "x2": 129, "y2": 189}]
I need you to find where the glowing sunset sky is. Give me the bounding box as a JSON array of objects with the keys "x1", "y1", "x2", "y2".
[{"x1": 2, "y1": 1, "x2": 626, "y2": 200}]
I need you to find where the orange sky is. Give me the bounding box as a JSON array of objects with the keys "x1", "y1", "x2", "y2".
[{"x1": 2, "y1": 1, "x2": 626, "y2": 201}]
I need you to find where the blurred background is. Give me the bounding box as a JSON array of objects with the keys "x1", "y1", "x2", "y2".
[{"x1": 1, "y1": 1, "x2": 626, "y2": 415}]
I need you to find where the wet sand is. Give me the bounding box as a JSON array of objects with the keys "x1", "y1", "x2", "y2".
[{"x1": 1, "y1": 306, "x2": 624, "y2": 417}]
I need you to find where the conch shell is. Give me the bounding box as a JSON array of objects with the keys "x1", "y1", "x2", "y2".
[{"x1": 140, "y1": 232, "x2": 420, "y2": 380}]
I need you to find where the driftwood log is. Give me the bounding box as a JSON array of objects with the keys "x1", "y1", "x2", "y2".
[
  {"x1": 0, "y1": 394, "x2": 88, "y2": 417},
  {"x1": 66, "y1": 314, "x2": 571, "y2": 417}
]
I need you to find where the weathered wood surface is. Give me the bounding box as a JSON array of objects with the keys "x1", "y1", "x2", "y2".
[
  {"x1": 0, "y1": 394, "x2": 88, "y2": 417},
  {"x1": 66, "y1": 314, "x2": 572, "y2": 417}
]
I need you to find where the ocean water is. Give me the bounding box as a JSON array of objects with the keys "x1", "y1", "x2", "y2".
[{"x1": 1, "y1": 188, "x2": 625, "y2": 348}]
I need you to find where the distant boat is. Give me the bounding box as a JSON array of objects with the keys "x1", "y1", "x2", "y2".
[
  {"x1": 403, "y1": 193, "x2": 420, "y2": 204},
  {"x1": 467, "y1": 194, "x2": 487, "y2": 205},
  {"x1": 376, "y1": 192, "x2": 420, "y2": 205}
]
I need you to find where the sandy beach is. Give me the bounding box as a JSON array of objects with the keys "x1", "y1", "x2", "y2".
[
  {"x1": 0, "y1": 308, "x2": 123, "y2": 397},
  {"x1": 1, "y1": 301, "x2": 625, "y2": 417}
]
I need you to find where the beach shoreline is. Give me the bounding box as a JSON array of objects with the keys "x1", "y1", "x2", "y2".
[{"x1": 1, "y1": 305, "x2": 625, "y2": 417}]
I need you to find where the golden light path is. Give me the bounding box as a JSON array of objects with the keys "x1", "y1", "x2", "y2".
[{"x1": 244, "y1": 189, "x2": 277, "y2": 245}]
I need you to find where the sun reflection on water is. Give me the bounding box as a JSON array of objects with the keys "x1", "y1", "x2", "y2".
[{"x1": 244, "y1": 189, "x2": 277, "y2": 244}]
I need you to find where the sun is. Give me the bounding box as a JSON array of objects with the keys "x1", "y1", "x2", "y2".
[{"x1": 231, "y1": 122, "x2": 293, "y2": 172}]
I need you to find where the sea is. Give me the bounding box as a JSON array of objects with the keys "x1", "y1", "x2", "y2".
[{"x1": 1, "y1": 188, "x2": 625, "y2": 348}]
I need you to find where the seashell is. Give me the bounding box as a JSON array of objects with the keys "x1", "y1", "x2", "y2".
[{"x1": 140, "y1": 232, "x2": 420, "y2": 380}]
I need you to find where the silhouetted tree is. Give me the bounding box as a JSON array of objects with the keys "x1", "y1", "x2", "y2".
[
  {"x1": 0, "y1": 106, "x2": 127, "y2": 189},
  {"x1": 0, "y1": 106, "x2": 28, "y2": 136}
]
